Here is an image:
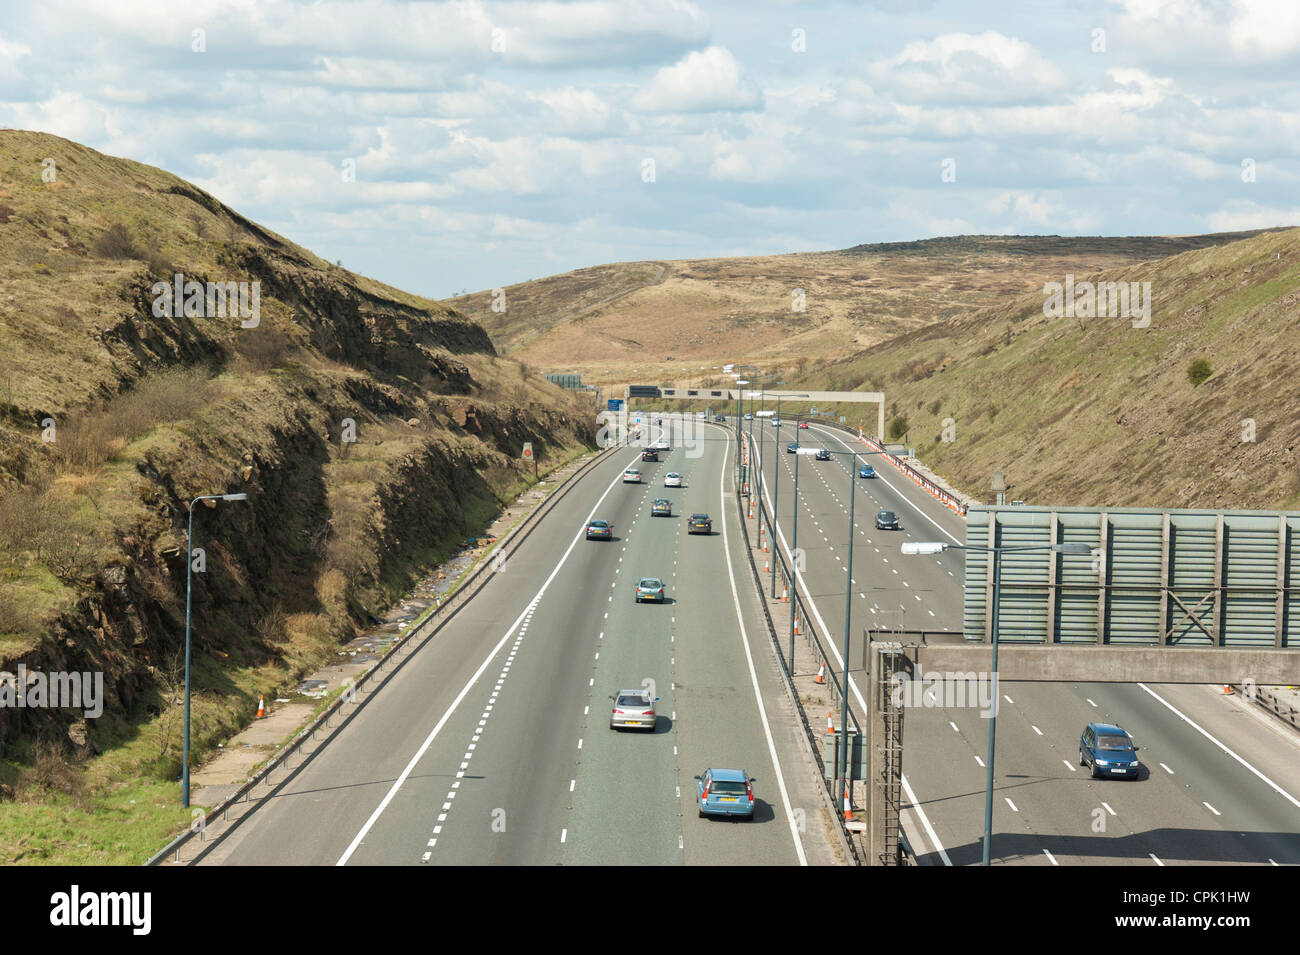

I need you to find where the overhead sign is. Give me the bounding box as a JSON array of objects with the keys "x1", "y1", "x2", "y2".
[
  {"x1": 965, "y1": 505, "x2": 1300, "y2": 649},
  {"x1": 628, "y1": 384, "x2": 661, "y2": 398}
]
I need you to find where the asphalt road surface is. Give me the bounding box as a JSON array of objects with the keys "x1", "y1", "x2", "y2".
[
  {"x1": 197, "y1": 418, "x2": 839, "y2": 866},
  {"x1": 745, "y1": 416, "x2": 1300, "y2": 866}
]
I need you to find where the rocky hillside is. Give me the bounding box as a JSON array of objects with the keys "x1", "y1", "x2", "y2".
[{"x1": 0, "y1": 130, "x2": 592, "y2": 851}]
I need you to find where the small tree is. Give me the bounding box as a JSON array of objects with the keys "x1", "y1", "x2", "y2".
[
  {"x1": 1187, "y1": 358, "x2": 1212, "y2": 387},
  {"x1": 887, "y1": 415, "x2": 909, "y2": 441}
]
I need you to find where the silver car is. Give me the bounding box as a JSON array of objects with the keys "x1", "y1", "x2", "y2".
[
  {"x1": 609, "y1": 689, "x2": 659, "y2": 731},
  {"x1": 635, "y1": 577, "x2": 666, "y2": 602},
  {"x1": 663, "y1": 472, "x2": 683, "y2": 487}
]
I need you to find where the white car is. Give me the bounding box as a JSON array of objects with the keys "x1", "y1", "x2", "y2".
[
  {"x1": 654, "y1": 439, "x2": 670, "y2": 451},
  {"x1": 664, "y1": 472, "x2": 683, "y2": 487},
  {"x1": 623, "y1": 468, "x2": 642, "y2": 484}
]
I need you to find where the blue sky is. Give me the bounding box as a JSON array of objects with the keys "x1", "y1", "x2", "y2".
[{"x1": 2, "y1": 0, "x2": 1297, "y2": 298}]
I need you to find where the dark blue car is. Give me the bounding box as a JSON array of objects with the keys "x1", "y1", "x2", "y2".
[{"x1": 1079, "y1": 722, "x2": 1141, "y2": 779}]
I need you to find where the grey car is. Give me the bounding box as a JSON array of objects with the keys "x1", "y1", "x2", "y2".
[
  {"x1": 635, "y1": 577, "x2": 666, "y2": 602},
  {"x1": 609, "y1": 689, "x2": 659, "y2": 731}
]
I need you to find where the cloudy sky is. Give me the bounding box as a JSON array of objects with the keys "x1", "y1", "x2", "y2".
[{"x1": 2, "y1": 0, "x2": 1298, "y2": 298}]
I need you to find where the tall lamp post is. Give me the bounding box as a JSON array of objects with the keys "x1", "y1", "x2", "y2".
[
  {"x1": 183, "y1": 492, "x2": 249, "y2": 808},
  {"x1": 814, "y1": 445, "x2": 886, "y2": 800},
  {"x1": 901, "y1": 538, "x2": 1090, "y2": 865},
  {"x1": 769, "y1": 392, "x2": 809, "y2": 597}
]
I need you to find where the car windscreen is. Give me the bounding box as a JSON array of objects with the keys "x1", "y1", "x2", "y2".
[
  {"x1": 1097, "y1": 735, "x2": 1133, "y2": 750},
  {"x1": 711, "y1": 780, "x2": 748, "y2": 794},
  {"x1": 589, "y1": 521, "x2": 607, "y2": 528},
  {"x1": 617, "y1": 695, "x2": 649, "y2": 708},
  {"x1": 639, "y1": 579, "x2": 661, "y2": 588},
  {"x1": 880, "y1": 511, "x2": 896, "y2": 520}
]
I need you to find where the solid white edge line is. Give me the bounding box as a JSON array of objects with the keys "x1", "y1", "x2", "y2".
[
  {"x1": 721, "y1": 428, "x2": 808, "y2": 866},
  {"x1": 812, "y1": 425, "x2": 961, "y2": 544},
  {"x1": 751, "y1": 431, "x2": 952, "y2": 865},
  {"x1": 335, "y1": 447, "x2": 639, "y2": 865},
  {"x1": 1136, "y1": 683, "x2": 1300, "y2": 810}
]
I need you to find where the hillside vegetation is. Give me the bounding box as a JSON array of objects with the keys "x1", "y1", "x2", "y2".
[
  {"x1": 453, "y1": 233, "x2": 1272, "y2": 387},
  {"x1": 0, "y1": 130, "x2": 592, "y2": 861},
  {"x1": 794, "y1": 227, "x2": 1300, "y2": 510}
]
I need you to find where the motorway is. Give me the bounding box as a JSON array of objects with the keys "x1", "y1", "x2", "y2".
[
  {"x1": 196, "y1": 417, "x2": 839, "y2": 866},
  {"x1": 744, "y1": 415, "x2": 1300, "y2": 866}
]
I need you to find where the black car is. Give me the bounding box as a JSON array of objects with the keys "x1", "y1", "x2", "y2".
[
  {"x1": 715, "y1": 415, "x2": 725, "y2": 422},
  {"x1": 815, "y1": 449, "x2": 831, "y2": 461},
  {"x1": 642, "y1": 448, "x2": 659, "y2": 462},
  {"x1": 875, "y1": 509, "x2": 900, "y2": 530},
  {"x1": 687, "y1": 513, "x2": 712, "y2": 535},
  {"x1": 651, "y1": 499, "x2": 672, "y2": 517}
]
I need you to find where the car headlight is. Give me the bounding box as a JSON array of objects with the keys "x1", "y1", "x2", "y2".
[{"x1": 1095, "y1": 759, "x2": 1109, "y2": 767}]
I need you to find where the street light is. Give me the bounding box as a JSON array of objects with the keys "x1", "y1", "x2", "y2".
[
  {"x1": 183, "y1": 491, "x2": 249, "y2": 808},
  {"x1": 805, "y1": 444, "x2": 887, "y2": 803},
  {"x1": 768, "y1": 392, "x2": 809, "y2": 598},
  {"x1": 900, "y1": 538, "x2": 1091, "y2": 865}
]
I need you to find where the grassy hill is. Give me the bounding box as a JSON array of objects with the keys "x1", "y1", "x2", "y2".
[
  {"x1": 0, "y1": 130, "x2": 593, "y2": 862},
  {"x1": 791, "y1": 228, "x2": 1300, "y2": 510},
  {"x1": 451, "y1": 233, "x2": 1275, "y2": 388}
]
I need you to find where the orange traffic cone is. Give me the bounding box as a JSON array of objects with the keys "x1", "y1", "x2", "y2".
[
  {"x1": 1222, "y1": 685, "x2": 1233, "y2": 694},
  {"x1": 815, "y1": 662, "x2": 825, "y2": 684},
  {"x1": 843, "y1": 786, "x2": 854, "y2": 822},
  {"x1": 256, "y1": 694, "x2": 266, "y2": 719},
  {"x1": 826, "y1": 712, "x2": 834, "y2": 735},
  {"x1": 780, "y1": 586, "x2": 788, "y2": 603},
  {"x1": 794, "y1": 616, "x2": 801, "y2": 636},
  {"x1": 762, "y1": 537, "x2": 768, "y2": 553},
  {"x1": 764, "y1": 557, "x2": 770, "y2": 574}
]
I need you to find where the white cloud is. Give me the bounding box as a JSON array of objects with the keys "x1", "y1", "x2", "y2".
[
  {"x1": 870, "y1": 31, "x2": 1070, "y2": 105},
  {"x1": 630, "y1": 46, "x2": 762, "y2": 113},
  {"x1": 1205, "y1": 201, "x2": 1300, "y2": 232}
]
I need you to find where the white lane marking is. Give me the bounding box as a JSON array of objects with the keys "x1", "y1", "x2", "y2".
[
  {"x1": 1203, "y1": 802, "x2": 1221, "y2": 816},
  {"x1": 569, "y1": 779, "x2": 575, "y2": 792},
  {"x1": 1003, "y1": 695, "x2": 1014, "y2": 705},
  {"x1": 752, "y1": 431, "x2": 948, "y2": 864},
  {"x1": 1031, "y1": 725, "x2": 1043, "y2": 736},
  {"x1": 1150, "y1": 853, "x2": 1164, "y2": 866},
  {"x1": 1101, "y1": 802, "x2": 1115, "y2": 816},
  {"x1": 949, "y1": 721, "x2": 960, "y2": 733},
  {"x1": 975, "y1": 756, "x2": 985, "y2": 768},
  {"x1": 335, "y1": 447, "x2": 638, "y2": 866},
  {"x1": 720, "y1": 428, "x2": 807, "y2": 866},
  {"x1": 578, "y1": 738, "x2": 583, "y2": 749},
  {"x1": 1063, "y1": 760, "x2": 1076, "y2": 772},
  {"x1": 1137, "y1": 683, "x2": 1300, "y2": 810},
  {"x1": 1086, "y1": 698, "x2": 1097, "y2": 707},
  {"x1": 1160, "y1": 762, "x2": 1175, "y2": 775},
  {"x1": 901, "y1": 773, "x2": 953, "y2": 867},
  {"x1": 560, "y1": 828, "x2": 567, "y2": 843},
  {"x1": 813, "y1": 425, "x2": 961, "y2": 543},
  {"x1": 1005, "y1": 798, "x2": 1018, "y2": 812},
  {"x1": 1043, "y1": 849, "x2": 1058, "y2": 865}
]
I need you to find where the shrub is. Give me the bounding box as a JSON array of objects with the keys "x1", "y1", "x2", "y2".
[
  {"x1": 1188, "y1": 358, "x2": 1212, "y2": 387},
  {"x1": 92, "y1": 223, "x2": 141, "y2": 260},
  {"x1": 887, "y1": 415, "x2": 909, "y2": 441}
]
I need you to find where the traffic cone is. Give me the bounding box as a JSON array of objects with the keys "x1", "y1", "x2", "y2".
[
  {"x1": 826, "y1": 712, "x2": 834, "y2": 734},
  {"x1": 762, "y1": 536, "x2": 768, "y2": 553},
  {"x1": 794, "y1": 616, "x2": 801, "y2": 636},
  {"x1": 1222, "y1": 685, "x2": 1233, "y2": 694},
  {"x1": 780, "y1": 586, "x2": 788, "y2": 603},
  {"x1": 843, "y1": 786, "x2": 854, "y2": 822},
  {"x1": 815, "y1": 662, "x2": 825, "y2": 684},
  {"x1": 764, "y1": 556, "x2": 770, "y2": 574},
  {"x1": 256, "y1": 694, "x2": 266, "y2": 719}
]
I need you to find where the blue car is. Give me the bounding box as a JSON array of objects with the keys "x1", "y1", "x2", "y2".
[
  {"x1": 695, "y1": 768, "x2": 756, "y2": 819},
  {"x1": 786, "y1": 442, "x2": 799, "y2": 453},
  {"x1": 1079, "y1": 722, "x2": 1141, "y2": 779},
  {"x1": 858, "y1": 465, "x2": 876, "y2": 479}
]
